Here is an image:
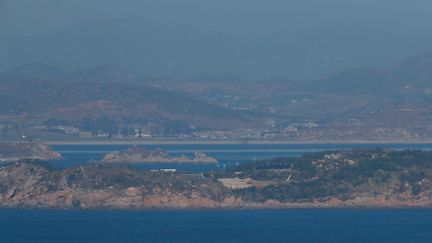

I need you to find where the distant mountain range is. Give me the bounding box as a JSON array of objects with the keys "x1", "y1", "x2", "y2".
[
  {"x1": 2, "y1": 18, "x2": 432, "y2": 80},
  {"x1": 315, "y1": 51, "x2": 432, "y2": 97},
  {"x1": 142, "y1": 52, "x2": 432, "y2": 140},
  {"x1": 0, "y1": 64, "x2": 262, "y2": 135},
  {"x1": 1, "y1": 50, "x2": 432, "y2": 141},
  {"x1": 149, "y1": 51, "x2": 432, "y2": 103}
]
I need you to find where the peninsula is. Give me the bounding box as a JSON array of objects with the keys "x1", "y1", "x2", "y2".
[{"x1": 0, "y1": 142, "x2": 62, "y2": 162}]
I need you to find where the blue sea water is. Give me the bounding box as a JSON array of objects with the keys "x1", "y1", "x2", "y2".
[
  {"x1": 49, "y1": 143, "x2": 432, "y2": 171},
  {"x1": 1, "y1": 209, "x2": 431, "y2": 243}
]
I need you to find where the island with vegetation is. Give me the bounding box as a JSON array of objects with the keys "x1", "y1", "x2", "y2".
[
  {"x1": 100, "y1": 146, "x2": 218, "y2": 164},
  {"x1": 1, "y1": 149, "x2": 432, "y2": 209}
]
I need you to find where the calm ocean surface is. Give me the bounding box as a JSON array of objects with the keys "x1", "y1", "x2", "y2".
[
  {"x1": 4, "y1": 143, "x2": 432, "y2": 242},
  {"x1": 1, "y1": 209, "x2": 432, "y2": 243}
]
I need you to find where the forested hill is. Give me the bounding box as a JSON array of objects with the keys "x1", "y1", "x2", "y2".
[{"x1": 213, "y1": 149, "x2": 432, "y2": 206}]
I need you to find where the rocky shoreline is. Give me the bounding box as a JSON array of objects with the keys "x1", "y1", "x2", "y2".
[
  {"x1": 0, "y1": 142, "x2": 62, "y2": 162},
  {"x1": 2, "y1": 148, "x2": 432, "y2": 209}
]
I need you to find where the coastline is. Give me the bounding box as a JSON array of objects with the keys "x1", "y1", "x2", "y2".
[
  {"x1": 2, "y1": 149, "x2": 432, "y2": 211},
  {"x1": 42, "y1": 139, "x2": 432, "y2": 145},
  {"x1": 1, "y1": 201, "x2": 432, "y2": 211}
]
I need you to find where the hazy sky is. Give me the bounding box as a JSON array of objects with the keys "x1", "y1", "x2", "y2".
[
  {"x1": 2, "y1": 0, "x2": 432, "y2": 79},
  {"x1": 3, "y1": 0, "x2": 432, "y2": 37}
]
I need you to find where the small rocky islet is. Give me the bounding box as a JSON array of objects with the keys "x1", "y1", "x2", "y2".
[{"x1": 100, "y1": 146, "x2": 218, "y2": 164}]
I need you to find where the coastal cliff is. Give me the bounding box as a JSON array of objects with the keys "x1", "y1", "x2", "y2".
[
  {"x1": 101, "y1": 146, "x2": 218, "y2": 164},
  {"x1": 0, "y1": 142, "x2": 62, "y2": 162},
  {"x1": 0, "y1": 160, "x2": 232, "y2": 209},
  {"x1": 1, "y1": 149, "x2": 432, "y2": 209}
]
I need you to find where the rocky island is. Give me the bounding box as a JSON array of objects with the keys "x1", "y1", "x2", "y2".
[
  {"x1": 101, "y1": 146, "x2": 218, "y2": 164},
  {"x1": 1, "y1": 149, "x2": 432, "y2": 209},
  {"x1": 0, "y1": 142, "x2": 62, "y2": 162}
]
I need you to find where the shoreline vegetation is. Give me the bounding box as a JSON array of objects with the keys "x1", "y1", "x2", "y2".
[{"x1": 1, "y1": 145, "x2": 432, "y2": 209}]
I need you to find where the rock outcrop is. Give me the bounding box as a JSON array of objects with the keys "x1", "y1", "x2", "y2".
[
  {"x1": 0, "y1": 160, "x2": 232, "y2": 209},
  {"x1": 101, "y1": 146, "x2": 218, "y2": 164},
  {"x1": 0, "y1": 142, "x2": 62, "y2": 162}
]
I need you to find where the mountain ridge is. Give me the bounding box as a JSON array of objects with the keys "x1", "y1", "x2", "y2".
[{"x1": 4, "y1": 19, "x2": 432, "y2": 80}]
